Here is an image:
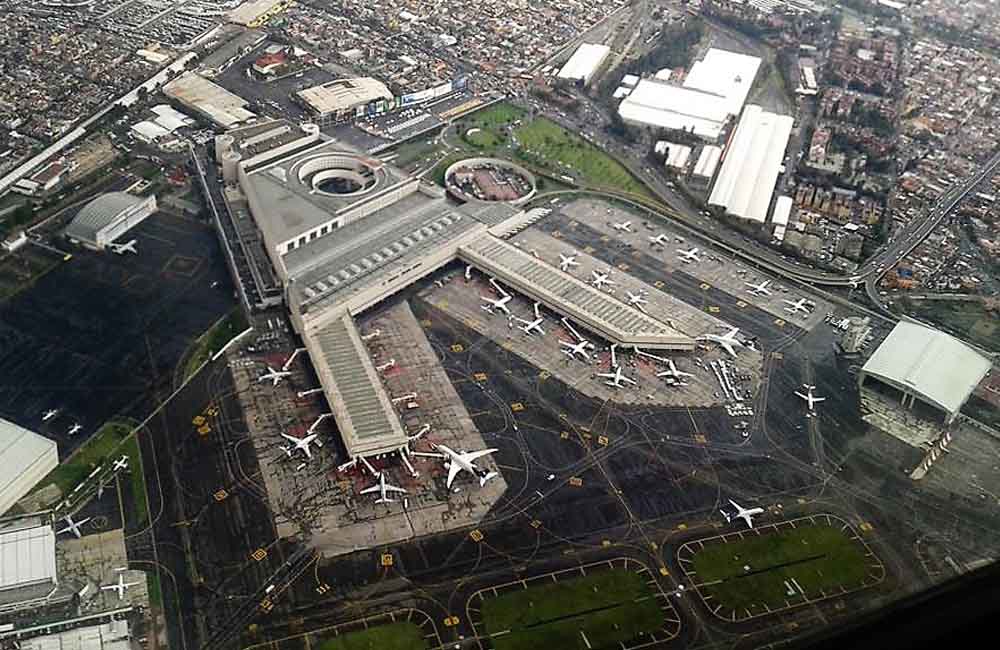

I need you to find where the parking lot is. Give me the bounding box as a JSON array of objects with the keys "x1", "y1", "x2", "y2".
[{"x1": 0, "y1": 211, "x2": 233, "y2": 456}]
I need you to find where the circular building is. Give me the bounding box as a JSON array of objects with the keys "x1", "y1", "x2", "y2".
[
  {"x1": 65, "y1": 192, "x2": 158, "y2": 251},
  {"x1": 445, "y1": 157, "x2": 536, "y2": 206}
]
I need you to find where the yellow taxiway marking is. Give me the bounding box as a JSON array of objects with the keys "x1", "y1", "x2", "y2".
[
  {"x1": 700, "y1": 283, "x2": 711, "y2": 290},
  {"x1": 450, "y1": 343, "x2": 464, "y2": 353},
  {"x1": 251, "y1": 548, "x2": 267, "y2": 562},
  {"x1": 569, "y1": 476, "x2": 583, "y2": 487},
  {"x1": 707, "y1": 306, "x2": 720, "y2": 313},
  {"x1": 381, "y1": 553, "x2": 394, "y2": 567},
  {"x1": 469, "y1": 529, "x2": 484, "y2": 542},
  {"x1": 510, "y1": 402, "x2": 525, "y2": 412}
]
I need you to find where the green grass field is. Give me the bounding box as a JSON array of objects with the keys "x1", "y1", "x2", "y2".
[
  {"x1": 691, "y1": 523, "x2": 870, "y2": 611},
  {"x1": 315, "y1": 622, "x2": 426, "y2": 650},
  {"x1": 482, "y1": 570, "x2": 664, "y2": 650},
  {"x1": 514, "y1": 118, "x2": 652, "y2": 198},
  {"x1": 32, "y1": 421, "x2": 132, "y2": 497},
  {"x1": 119, "y1": 433, "x2": 149, "y2": 528},
  {"x1": 464, "y1": 102, "x2": 526, "y2": 131},
  {"x1": 183, "y1": 309, "x2": 249, "y2": 380},
  {"x1": 904, "y1": 299, "x2": 1000, "y2": 352}
]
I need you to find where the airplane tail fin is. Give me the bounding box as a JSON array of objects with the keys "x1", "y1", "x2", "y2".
[{"x1": 480, "y1": 471, "x2": 498, "y2": 487}]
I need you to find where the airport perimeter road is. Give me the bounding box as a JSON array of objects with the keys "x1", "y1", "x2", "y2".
[{"x1": 523, "y1": 98, "x2": 1000, "y2": 293}]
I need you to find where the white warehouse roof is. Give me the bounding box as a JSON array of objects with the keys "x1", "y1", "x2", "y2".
[
  {"x1": 0, "y1": 522, "x2": 56, "y2": 592},
  {"x1": 861, "y1": 321, "x2": 992, "y2": 417},
  {"x1": 557, "y1": 43, "x2": 611, "y2": 83},
  {"x1": 618, "y1": 80, "x2": 731, "y2": 139},
  {"x1": 708, "y1": 105, "x2": 794, "y2": 223},
  {"x1": 0, "y1": 420, "x2": 58, "y2": 516},
  {"x1": 683, "y1": 49, "x2": 762, "y2": 116},
  {"x1": 694, "y1": 145, "x2": 722, "y2": 178},
  {"x1": 131, "y1": 121, "x2": 170, "y2": 141}
]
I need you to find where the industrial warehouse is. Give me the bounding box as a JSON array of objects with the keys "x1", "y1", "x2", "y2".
[{"x1": 63, "y1": 192, "x2": 157, "y2": 251}]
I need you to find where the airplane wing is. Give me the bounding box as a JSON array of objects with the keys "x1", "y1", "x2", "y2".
[
  {"x1": 813, "y1": 396, "x2": 826, "y2": 403},
  {"x1": 596, "y1": 372, "x2": 616, "y2": 379},
  {"x1": 794, "y1": 392, "x2": 807, "y2": 401},
  {"x1": 302, "y1": 445, "x2": 313, "y2": 460},
  {"x1": 720, "y1": 341, "x2": 737, "y2": 357},
  {"x1": 281, "y1": 433, "x2": 299, "y2": 444},
  {"x1": 462, "y1": 448, "x2": 497, "y2": 463},
  {"x1": 359, "y1": 484, "x2": 381, "y2": 495},
  {"x1": 446, "y1": 462, "x2": 463, "y2": 488},
  {"x1": 728, "y1": 499, "x2": 743, "y2": 510},
  {"x1": 739, "y1": 512, "x2": 754, "y2": 528},
  {"x1": 385, "y1": 484, "x2": 407, "y2": 494},
  {"x1": 622, "y1": 376, "x2": 637, "y2": 385}
]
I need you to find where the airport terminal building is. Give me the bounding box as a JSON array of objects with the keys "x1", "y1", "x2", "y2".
[{"x1": 221, "y1": 121, "x2": 694, "y2": 463}]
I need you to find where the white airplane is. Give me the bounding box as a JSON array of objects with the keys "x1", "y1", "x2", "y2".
[
  {"x1": 112, "y1": 455, "x2": 129, "y2": 472},
  {"x1": 590, "y1": 270, "x2": 616, "y2": 289},
  {"x1": 745, "y1": 280, "x2": 772, "y2": 296},
  {"x1": 597, "y1": 365, "x2": 636, "y2": 388},
  {"x1": 677, "y1": 247, "x2": 701, "y2": 264},
  {"x1": 57, "y1": 514, "x2": 91, "y2": 539},
  {"x1": 612, "y1": 221, "x2": 633, "y2": 233},
  {"x1": 516, "y1": 316, "x2": 545, "y2": 336},
  {"x1": 783, "y1": 298, "x2": 811, "y2": 315},
  {"x1": 625, "y1": 291, "x2": 648, "y2": 311},
  {"x1": 648, "y1": 234, "x2": 671, "y2": 246},
  {"x1": 721, "y1": 499, "x2": 764, "y2": 529},
  {"x1": 417, "y1": 444, "x2": 498, "y2": 488},
  {"x1": 697, "y1": 327, "x2": 743, "y2": 357},
  {"x1": 656, "y1": 359, "x2": 694, "y2": 382},
  {"x1": 560, "y1": 339, "x2": 592, "y2": 361},
  {"x1": 481, "y1": 294, "x2": 513, "y2": 315},
  {"x1": 67, "y1": 423, "x2": 83, "y2": 436},
  {"x1": 281, "y1": 432, "x2": 321, "y2": 459},
  {"x1": 359, "y1": 472, "x2": 407, "y2": 504},
  {"x1": 258, "y1": 366, "x2": 292, "y2": 386},
  {"x1": 42, "y1": 408, "x2": 59, "y2": 421},
  {"x1": 795, "y1": 384, "x2": 826, "y2": 413},
  {"x1": 101, "y1": 571, "x2": 141, "y2": 600},
  {"x1": 558, "y1": 253, "x2": 580, "y2": 272},
  {"x1": 108, "y1": 239, "x2": 138, "y2": 255}
]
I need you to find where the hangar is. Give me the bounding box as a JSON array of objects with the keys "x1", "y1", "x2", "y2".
[
  {"x1": 0, "y1": 519, "x2": 58, "y2": 615},
  {"x1": 64, "y1": 192, "x2": 157, "y2": 251},
  {"x1": 0, "y1": 419, "x2": 58, "y2": 516},
  {"x1": 859, "y1": 320, "x2": 993, "y2": 424}
]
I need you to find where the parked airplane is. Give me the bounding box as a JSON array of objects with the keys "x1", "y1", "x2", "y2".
[
  {"x1": 745, "y1": 280, "x2": 772, "y2": 296},
  {"x1": 108, "y1": 239, "x2": 138, "y2": 255},
  {"x1": 559, "y1": 339, "x2": 592, "y2": 361},
  {"x1": 516, "y1": 316, "x2": 545, "y2": 336},
  {"x1": 783, "y1": 298, "x2": 812, "y2": 315},
  {"x1": 42, "y1": 408, "x2": 59, "y2": 421},
  {"x1": 112, "y1": 455, "x2": 128, "y2": 472},
  {"x1": 590, "y1": 270, "x2": 616, "y2": 289},
  {"x1": 415, "y1": 444, "x2": 499, "y2": 488},
  {"x1": 721, "y1": 499, "x2": 764, "y2": 528},
  {"x1": 625, "y1": 291, "x2": 648, "y2": 311},
  {"x1": 281, "y1": 432, "x2": 321, "y2": 459},
  {"x1": 677, "y1": 247, "x2": 701, "y2": 263},
  {"x1": 360, "y1": 472, "x2": 408, "y2": 504},
  {"x1": 697, "y1": 327, "x2": 743, "y2": 357},
  {"x1": 102, "y1": 571, "x2": 141, "y2": 600},
  {"x1": 480, "y1": 294, "x2": 513, "y2": 315},
  {"x1": 57, "y1": 514, "x2": 91, "y2": 539},
  {"x1": 597, "y1": 365, "x2": 636, "y2": 388},
  {"x1": 648, "y1": 234, "x2": 671, "y2": 246},
  {"x1": 612, "y1": 221, "x2": 633, "y2": 233},
  {"x1": 656, "y1": 359, "x2": 694, "y2": 382},
  {"x1": 795, "y1": 384, "x2": 826, "y2": 414},
  {"x1": 558, "y1": 253, "x2": 580, "y2": 272},
  {"x1": 67, "y1": 423, "x2": 83, "y2": 436},
  {"x1": 258, "y1": 366, "x2": 292, "y2": 386}
]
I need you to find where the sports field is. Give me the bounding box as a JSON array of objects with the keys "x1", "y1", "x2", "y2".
[
  {"x1": 481, "y1": 570, "x2": 664, "y2": 650},
  {"x1": 689, "y1": 522, "x2": 872, "y2": 613},
  {"x1": 315, "y1": 622, "x2": 426, "y2": 650}
]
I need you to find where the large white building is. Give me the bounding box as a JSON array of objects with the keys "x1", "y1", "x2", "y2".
[
  {"x1": 0, "y1": 520, "x2": 58, "y2": 615},
  {"x1": 295, "y1": 78, "x2": 393, "y2": 119},
  {"x1": 64, "y1": 192, "x2": 157, "y2": 250},
  {"x1": 557, "y1": 43, "x2": 611, "y2": 86},
  {"x1": 0, "y1": 420, "x2": 58, "y2": 517},
  {"x1": 859, "y1": 320, "x2": 992, "y2": 424},
  {"x1": 617, "y1": 48, "x2": 761, "y2": 140},
  {"x1": 708, "y1": 105, "x2": 794, "y2": 223}
]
